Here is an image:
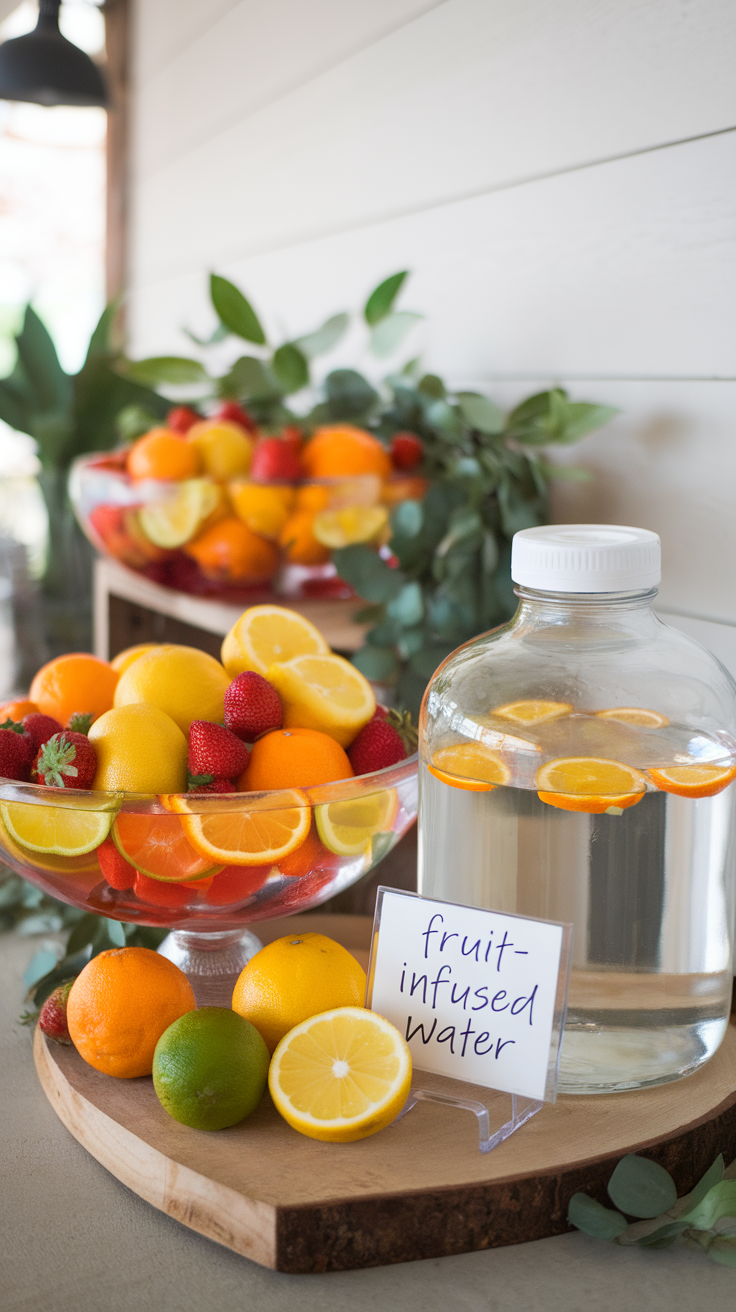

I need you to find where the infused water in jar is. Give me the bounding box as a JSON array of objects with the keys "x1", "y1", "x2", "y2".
[{"x1": 418, "y1": 525, "x2": 736, "y2": 1093}]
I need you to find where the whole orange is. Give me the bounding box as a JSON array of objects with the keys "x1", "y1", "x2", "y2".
[
  {"x1": 66, "y1": 946, "x2": 196, "y2": 1078},
  {"x1": 278, "y1": 511, "x2": 331, "y2": 565},
  {"x1": 239, "y1": 727, "x2": 354, "y2": 790},
  {"x1": 302, "y1": 426, "x2": 392, "y2": 479},
  {"x1": 30, "y1": 653, "x2": 119, "y2": 727},
  {"x1": 127, "y1": 429, "x2": 201, "y2": 481},
  {"x1": 0, "y1": 698, "x2": 38, "y2": 721},
  {"x1": 184, "y1": 517, "x2": 279, "y2": 583}
]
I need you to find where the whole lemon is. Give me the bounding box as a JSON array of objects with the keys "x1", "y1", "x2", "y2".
[
  {"x1": 153, "y1": 1007, "x2": 269, "y2": 1131},
  {"x1": 232, "y1": 932, "x2": 366, "y2": 1054},
  {"x1": 113, "y1": 644, "x2": 230, "y2": 734},
  {"x1": 89, "y1": 703, "x2": 188, "y2": 793}
]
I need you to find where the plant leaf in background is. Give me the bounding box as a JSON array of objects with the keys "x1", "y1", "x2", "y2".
[
  {"x1": 323, "y1": 369, "x2": 379, "y2": 422},
  {"x1": 364, "y1": 271, "x2": 409, "y2": 325},
  {"x1": 210, "y1": 273, "x2": 267, "y2": 345},
  {"x1": 295, "y1": 313, "x2": 349, "y2": 359},
  {"x1": 121, "y1": 356, "x2": 210, "y2": 387},
  {"x1": 272, "y1": 343, "x2": 309, "y2": 393},
  {"x1": 370, "y1": 312, "x2": 423, "y2": 359}
]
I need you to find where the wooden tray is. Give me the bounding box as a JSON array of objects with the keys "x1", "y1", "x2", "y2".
[{"x1": 35, "y1": 915, "x2": 736, "y2": 1273}]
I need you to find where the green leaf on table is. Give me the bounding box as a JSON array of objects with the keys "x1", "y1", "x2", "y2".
[
  {"x1": 272, "y1": 343, "x2": 309, "y2": 392},
  {"x1": 607, "y1": 1155, "x2": 678, "y2": 1218},
  {"x1": 332, "y1": 544, "x2": 404, "y2": 604},
  {"x1": 364, "y1": 271, "x2": 409, "y2": 326},
  {"x1": 457, "y1": 392, "x2": 504, "y2": 434},
  {"x1": 210, "y1": 274, "x2": 266, "y2": 345},
  {"x1": 324, "y1": 369, "x2": 378, "y2": 421},
  {"x1": 680, "y1": 1180, "x2": 736, "y2": 1230},
  {"x1": 23, "y1": 947, "x2": 61, "y2": 990},
  {"x1": 567, "y1": 1192, "x2": 628, "y2": 1240},
  {"x1": 295, "y1": 313, "x2": 349, "y2": 359},
  {"x1": 709, "y1": 1238, "x2": 736, "y2": 1267},
  {"x1": 369, "y1": 312, "x2": 422, "y2": 359},
  {"x1": 352, "y1": 644, "x2": 399, "y2": 683},
  {"x1": 387, "y1": 582, "x2": 424, "y2": 628},
  {"x1": 123, "y1": 356, "x2": 209, "y2": 386},
  {"x1": 671, "y1": 1155, "x2": 724, "y2": 1217}
]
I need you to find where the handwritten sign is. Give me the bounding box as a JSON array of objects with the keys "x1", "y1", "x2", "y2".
[{"x1": 367, "y1": 888, "x2": 572, "y2": 1102}]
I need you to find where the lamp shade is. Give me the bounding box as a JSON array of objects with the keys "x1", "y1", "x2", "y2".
[{"x1": 0, "y1": 0, "x2": 107, "y2": 106}]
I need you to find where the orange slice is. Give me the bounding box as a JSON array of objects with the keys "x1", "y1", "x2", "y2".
[
  {"x1": 596, "y1": 707, "x2": 670, "y2": 729},
  {"x1": 536, "y1": 756, "x2": 647, "y2": 813},
  {"x1": 428, "y1": 744, "x2": 511, "y2": 792},
  {"x1": 492, "y1": 700, "x2": 572, "y2": 726},
  {"x1": 112, "y1": 812, "x2": 219, "y2": 882},
  {"x1": 167, "y1": 789, "x2": 311, "y2": 865},
  {"x1": 648, "y1": 764, "x2": 736, "y2": 799}
]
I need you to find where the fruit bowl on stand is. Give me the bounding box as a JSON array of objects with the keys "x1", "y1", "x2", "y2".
[{"x1": 0, "y1": 758, "x2": 417, "y2": 1003}]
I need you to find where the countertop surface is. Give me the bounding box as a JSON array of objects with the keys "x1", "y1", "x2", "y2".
[{"x1": 3, "y1": 927, "x2": 735, "y2": 1312}]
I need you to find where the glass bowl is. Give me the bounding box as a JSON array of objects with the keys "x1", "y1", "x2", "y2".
[{"x1": 0, "y1": 757, "x2": 417, "y2": 1001}]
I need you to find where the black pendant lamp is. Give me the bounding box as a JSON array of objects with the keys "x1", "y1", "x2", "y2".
[{"x1": 0, "y1": 0, "x2": 107, "y2": 106}]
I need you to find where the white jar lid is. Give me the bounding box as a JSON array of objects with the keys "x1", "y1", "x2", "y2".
[{"x1": 511, "y1": 524, "x2": 661, "y2": 592}]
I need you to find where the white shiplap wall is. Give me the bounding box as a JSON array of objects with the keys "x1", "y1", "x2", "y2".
[{"x1": 128, "y1": 0, "x2": 736, "y2": 667}]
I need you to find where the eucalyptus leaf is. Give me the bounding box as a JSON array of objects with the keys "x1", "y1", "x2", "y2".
[
  {"x1": 364, "y1": 271, "x2": 408, "y2": 326},
  {"x1": 295, "y1": 313, "x2": 349, "y2": 359},
  {"x1": 23, "y1": 947, "x2": 61, "y2": 990},
  {"x1": 387, "y1": 582, "x2": 424, "y2": 627},
  {"x1": 425, "y1": 399, "x2": 463, "y2": 441},
  {"x1": 124, "y1": 356, "x2": 209, "y2": 386},
  {"x1": 370, "y1": 311, "x2": 422, "y2": 359},
  {"x1": 351, "y1": 644, "x2": 400, "y2": 682},
  {"x1": 607, "y1": 1155, "x2": 678, "y2": 1219},
  {"x1": 107, "y1": 919, "x2": 126, "y2": 947},
  {"x1": 17, "y1": 913, "x2": 64, "y2": 935},
  {"x1": 708, "y1": 1237, "x2": 736, "y2": 1267},
  {"x1": 567, "y1": 1193, "x2": 628, "y2": 1240},
  {"x1": 182, "y1": 322, "x2": 229, "y2": 348},
  {"x1": 391, "y1": 499, "x2": 423, "y2": 539},
  {"x1": 558, "y1": 402, "x2": 619, "y2": 444},
  {"x1": 332, "y1": 544, "x2": 404, "y2": 603},
  {"x1": 671, "y1": 1155, "x2": 724, "y2": 1217},
  {"x1": 324, "y1": 369, "x2": 378, "y2": 421},
  {"x1": 418, "y1": 374, "x2": 445, "y2": 399},
  {"x1": 457, "y1": 392, "x2": 504, "y2": 434},
  {"x1": 272, "y1": 343, "x2": 309, "y2": 393},
  {"x1": 220, "y1": 355, "x2": 282, "y2": 401},
  {"x1": 210, "y1": 274, "x2": 266, "y2": 345},
  {"x1": 681, "y1": 1180, "x2": 736, "y2": 1230}
]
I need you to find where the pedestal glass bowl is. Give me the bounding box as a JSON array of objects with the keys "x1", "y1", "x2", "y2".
[{"x1": 0, "y1": 759, "x2": 417, "y2": 1001}]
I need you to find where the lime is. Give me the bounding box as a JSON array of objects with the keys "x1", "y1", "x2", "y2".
[
  {"x1": 1, "y1": 801, "x2": 112, "y2": 856},
  {"x1": 152, "y1": 1007, "x2": 269, "y2": 1131}
]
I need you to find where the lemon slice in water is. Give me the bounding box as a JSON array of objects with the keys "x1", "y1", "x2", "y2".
[
  {"x1": 1, "y1": 801, "x2": 112, "y2": 856},
  {"x1": 315, "y1": 789, "x2": 398, "y2": 856}
]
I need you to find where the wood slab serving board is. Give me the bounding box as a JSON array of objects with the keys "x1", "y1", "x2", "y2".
[{"x1": 35, "y1": 915, "x2": 736, "y2": 1273}]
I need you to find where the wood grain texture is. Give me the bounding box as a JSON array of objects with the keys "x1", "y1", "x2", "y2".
[{"x1": 34, "y1": 915, "x2": 736, "y2": 1273}]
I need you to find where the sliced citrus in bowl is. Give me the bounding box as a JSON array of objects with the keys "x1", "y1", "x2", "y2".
[
  {"x1": 648, "y1": 763, "x2": 736, "y2": 798},
  {"x1": 315, "y1": 789, "x2": 399, "y2": 856},
  {"x1": 596, "y1": 707, "x2": 670, "y2": 728},
  {"x1": 267, "y1": 653, "x2": 375, "y2": 747},
  {"x1": 139, "y1": 478, "x2": 222, "y2": 548},
  {"x1": 112, "y1": 812, "x2": 218, "y2": 882},
  {"x1": 536, "y1": 756, "x2": 648, "y2": 813},
  {"x1": 312, "y1": 506, "x2": 388, "y2": 548},
  {"x1": 221, "y1": 604, "x2": 329, "y2": 679},
  {"x1": 1, "y1": 801, "x2": 112, "y2": 855},
  {"x1": 269, "y1": 1006, "x2": 412, "y2": 1143},
  {"x1": 428, "y1": 743, "x2": 511, "y2": 792},
  {"x1": 0, "y1": 814, "x2": 102, "y2": 874},
  {"x1": 168, "y1": 789, "x2": 311, "y2": 865},
  {"x1": 492, "y1": 699, "x2": 573, "y2": 725}
]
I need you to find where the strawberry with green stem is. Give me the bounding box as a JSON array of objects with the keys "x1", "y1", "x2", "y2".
[{"x1": 36, "y1": 732, "x2": 97, "y2": 789}]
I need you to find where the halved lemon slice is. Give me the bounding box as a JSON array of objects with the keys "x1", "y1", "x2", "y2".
[
  {"x1": 315, "y1": 789, "x2": 399, "y2": 855},
  {"x1": 596, "y1": 707, "x2": 670, "y2": 729},
  {"x1": 168, "y1": 789, "x2": 311, "y2": 864},
  {"x1": 221, "y1": 604, "x2": 330, "y2": 679},
  {"x1": 139, "y1": 478, "x2": 221, "y2": 548},
  {"x1": 112, "y1": 812, "x2": 219, "y2": 882},
  {"x1": 267, "y1": 653, "x2": 375, "y2": 748},
  {"x1": 492, "y1": 700, "x2": 573, "y2": 725},
  {"x1": 312, "y1": 506, "x2": 388, "y2": 548},
  {"x1": 536, "y1": 757, "x2": 648, "y2": 813},
  {"x1": 1, "y1": 801, "x2": 112, "y2": 856},
  {"x1": 428, "y1": 743, "x2": 511, "y2": 792},
  {"x1": 269, "y1": 1006, "x2": 412, "y2": 1143},
  {"x1": 0, "y1": 814, "x2": 103, "y2": 873},
  {"x1": 648, "y1": 764, "x2": 736, "y2": 798}
]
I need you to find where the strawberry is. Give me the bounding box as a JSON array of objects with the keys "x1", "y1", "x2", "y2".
[
  {"x1": 390, "y1": 431, "x2": 424, "y2": 471},
  {"x1": 0, "y1": 720, "x2": 33, "y2": 780},
  {"x1": 224, "y1": 672, "x2": 283, "y2": 741},
  {"x1": 216, "y1": 401, "x2": 258, "y2": 434},
  {"x1": 348, "y1": 709, "x2": 418, "y2": 776},
  {"x1": 38, "y1": 981, "x2": 74, "y2": 1045},
  {"x1": 188, "y1": 778, "x2": 237, "y2": 794},
  {"x1": 97, "y1": 836, "x2": 136, "y2": 890},
  {"x1": 22, "y1": 712, "x2": 63, "y2": 754},
  {"x1": 133, "y1": 870, "x2": 191, "y2": 907},
  {"x1": 36, "y1": 732, "x2": 97, "y2": 789},
  {"x1": 187, "y1": 720, "x2": 249, "y2": 786},
  {"x1": 250, "y1": 436, "x2": 302, "y2": 482},
  {"x1": 167, "y1": 405, "x2": 201, "y2": 434}
]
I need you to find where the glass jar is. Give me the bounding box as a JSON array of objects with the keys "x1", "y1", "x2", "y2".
[{"x1": 418, "y1": 525, "x2": 736, "y2": 1094}]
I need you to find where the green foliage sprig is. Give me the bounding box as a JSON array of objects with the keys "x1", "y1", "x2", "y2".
[{"x1": 568, "y1": 1152, "x2": 736, "y2": 1267}]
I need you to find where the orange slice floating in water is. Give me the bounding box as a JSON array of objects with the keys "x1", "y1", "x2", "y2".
[
  {"x1": 596, "y1": 707, "x2": 670, "y2": 729},
  {"x1": 112, "y1": 812, "x2": 219, "y2": 882},
  {"x1": 167, "y1": 789, "x2": 311, "y2": 865},
  {"x1": 428, "y1": 744, "x2": 511, "y2": 792},
  {"x1": 492, "y1": 700, "x2": 572, "y2": 726},
  {"x1": 648, "y1": 764, "x2": 736, "y2": 799},
  {"x1": 536, "y1": 756, "x2": 648, "y2": 813}
]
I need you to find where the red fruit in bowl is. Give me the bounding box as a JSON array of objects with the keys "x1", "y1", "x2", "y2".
[
  {"x1": 96, "y1": 836, "x2": 136, "y2": 891},
  {"x1": 0, "y1": 721, "x2": 33, "y2": 780},
  {"x1": 348, "y1": 709, "x2": 417, "y2": 776},
  {"x1": 205, "y1": 863, "x2": 272, "y2": 906},
  {"x1": 251, "y1": 437, "x2": 302, "y2": 482},
  {"x1": 217, "y1": 401, "x2": 258, "y2": 434},
  {"x1": 224, "y1": 672, "x2": 283, "y2": 741},
  {"x1": 36, "y1": 732, "x2": 97, "y2": 789},
  {"x1": 167, "y1": 405, "x2": 200, "y2": 434},
  {"x1": 39, "y1": 981, "x2": 74, "y2": 1045},
  {"x1": 22, "y1": 713, "x2": 64, "y2": 755},
  {"x1": 390, "y1": 431, "x2": 424, "y2": 471},
  {"x1": 188, "y1": 720, "x2": 250, "y2": 784},
  {"x1": 188, "y1": 777, "x2": 237, "y2": 795},
  {"x1": 133, "y1": 870, "x2": 191, "y2": 908}
]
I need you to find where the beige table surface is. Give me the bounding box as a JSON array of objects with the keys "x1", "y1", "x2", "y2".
[{"x1": 2, "y1": 930, "x2": 735, "y2": 1312}]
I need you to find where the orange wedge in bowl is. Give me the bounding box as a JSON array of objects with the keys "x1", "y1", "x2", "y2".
[
  {"x1": 492, "y1": 700, "x2": 572, "y2": 726},
  {"x1": 112, "y1": 812, "x2": 218, "y2": 882},
  {"x1": 428, "y1": 744, "x2": 511, "y2": 792},
  {"x1": 167, "y1": 789, "x2": 311, "y2": 865},
  {"x1": 648, "y1": 764, "x2": 736, "y2": 799},
  {"x1": 537, "y1": 757, "x2": 648, "y2": 813},
  {"x1": 596, "y1": 707, "x2": 670, "y2": 729}
]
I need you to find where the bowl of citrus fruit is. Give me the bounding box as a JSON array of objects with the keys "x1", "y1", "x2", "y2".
[
  {"x1": 0, "y1": 604, "x2": 418, "y2": 987},
  {"x1": 70, "y1": 405, "x2": 428, "y2": 601}
]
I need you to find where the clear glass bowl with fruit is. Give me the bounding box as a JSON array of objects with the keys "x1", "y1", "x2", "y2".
[
  {"x1": 0, "y1": 606, "x2": 418, "y2": 997},
  {"x1": 69, "y1": 408, "x2": 428, "y2": 602}
]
